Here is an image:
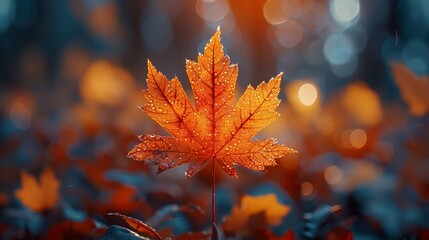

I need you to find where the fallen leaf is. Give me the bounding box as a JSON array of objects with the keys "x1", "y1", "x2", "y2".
[
  {"x1": 391, "y1": 62, "x2": 429, "y2": 116},
  {"x1": 128, "y1": 28, "x2": 296, "y2": 178},
  {"x1": 224, "y1": 194, "x2": 290, "y2": 233},
  {"x1": 14, "y1": 168, "x2": 60, "y2": 212},
  {"x1": 107, "y1": 213, "x2": 162, "y2": 240}
]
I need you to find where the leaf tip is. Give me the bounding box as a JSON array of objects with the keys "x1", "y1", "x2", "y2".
[
  {"x1": 290, "y1": 148, "x2": 299, "y2": 154},
  {"x1": 147, "y1": 59, "x2": 153, "y2": 67}
]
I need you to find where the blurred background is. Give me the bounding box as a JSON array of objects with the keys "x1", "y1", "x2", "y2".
[{"x1": 1, "y1": 0, "x2": 429, "y2": 239}]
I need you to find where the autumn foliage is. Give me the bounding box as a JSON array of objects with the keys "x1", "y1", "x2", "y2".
[
  {"x1": 3, "y1": 2, "x2": 429, "y2": 239},
  {"x1": 128, "y1": 28, "x2": 296, "y2": 178},
  {"x1": 14, "y1": 168, "x2": 60, "y2": 212}
]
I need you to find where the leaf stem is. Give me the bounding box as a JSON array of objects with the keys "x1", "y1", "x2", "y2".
[{"x1": 211, "y1": 157, "x2": 216, "y2": 237}]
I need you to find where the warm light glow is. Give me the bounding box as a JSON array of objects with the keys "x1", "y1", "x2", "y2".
[
  {"x1": 298, "y1": 83, "x2": 318, "y2": 106},
  {"x1": 196, "y1": 0, "x2": 229, "y2": 22},
  {"x1": 275, "y1": 20, "x2": 303, "y2": 48},
  {"x1": 80, "y1": 61, "x2": 135, "y2": 108},
  {"x1": 301, "y1": 182, "x2": 314, "y2": 197},
  {"x1": 332, "y1": 161, "x2": 381, "y2": 191},
  {"x1": 263, "y1": 0, "x2": 287, "y2": 25},
  {"x1": 315, "y1": 115, "x2": 335, "y2": 135},
  {"x1": 286, "y1": 79, "x2": 320, "y2": 117},
  {"x1": 324, "y1": 165, "x2": 343, "y2": 185},
  {"x1": 349, "y1": 128, "x2": 367, "y2": 149},
  {"x1": 340, "y1": 129, "x2": 353, "y2": 149},
  {"x1": 280, "y1": 0, "x2": 307, "y2": 19},
  {"x1": 342, "y1": 82, "x2": 382, "y2": 126}
]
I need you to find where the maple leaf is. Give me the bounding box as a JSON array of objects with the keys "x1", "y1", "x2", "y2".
[
  {"x1": 128, "y1": 28, "x2": 296, "y2": 178},
  {"x1": 224, "y1": 194, "x2": 290, "y2": 233},
  {"x1": 14, "y1": 168, "x2": 60, "y2": 211}
]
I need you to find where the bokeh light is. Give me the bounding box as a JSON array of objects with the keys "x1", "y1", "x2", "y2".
[
  {"x1": 280, "y1": 0, "x2": 313, "y2": 19},
  {"x1": 329, "y1": 0, "x2": 360, "y2": 26},
  {"x1": 324, "y1": 33, "x2": 356, "y2": 65},
  {"x1": 332, "y1": 161, "x2": 380, "y2": 191},
  {"x1": 275, "y1": 20, "x2": 303, "y2": 48},
  {"x1": 301, "y1": 182, "x2": 314, "y2": 197},
  {"x1": 324, "y1": 165, "x2": 343, "y2": 185},
  {"x1": 196, "y1": 0, "x2": 229, "y2": 22},
  {"x1": 349, "y1": 128, "x2": 367, "y2": 149},
  {"x1": 1, "y1": 1, "x2": 429, "y2": 238},
  {"x1": 298, "y1": 83, "x2": 318, "y2": 106},
  {"x1": 286, "y1": 80, "x2": 320, "y2": 117},
  {"x1": 263, "y1": 0, "x2": 287, "y2": 25},
  {"x1": 300, "y1": 1, "x2": 327, "y2": 33},
  {"x1": 80, "y1": 61, "x2": 135, "y2": 108}
]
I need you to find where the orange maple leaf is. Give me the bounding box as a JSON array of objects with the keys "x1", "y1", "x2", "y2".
[
  {"x1": 128, "y1": 28, "x2": 296, "y2": 178},
  {"x1": 224, "y1": 194, "x2": 291, "y2": 233},
  {"x1": 14, "y1": 168, "x2": 60, "y2": 211}
]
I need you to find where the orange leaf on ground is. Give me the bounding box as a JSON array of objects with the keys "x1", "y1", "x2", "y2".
[
  {"x1": 224, "y1": 194, "x2": 290, "y2": 233},
  {"x1": 14, "y1": 168, "x2": 60, "y2": 211},
  {"x1": 391, "y1": 62, "x2": 429, "y2": 116},
  {"x1": 128, "y1": 28, "x2": 296, "y2": 178}
]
